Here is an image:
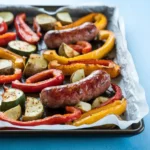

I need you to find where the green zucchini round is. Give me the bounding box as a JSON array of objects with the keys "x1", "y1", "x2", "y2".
[
  {"x1": 8, "y1": 40, "x2": 36, "y2": 57},
  {"x1": 0, "y1": 88, "x2": 26, "y2": 111}
]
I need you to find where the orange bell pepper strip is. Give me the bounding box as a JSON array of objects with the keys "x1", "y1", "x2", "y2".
[
  {"x1": 55, "y1": 13, "x2": 107, "y2": 30},
  {"x1": 0, "y1": 32, "x2": 16, "y2": 47},
  {"x1": 43, "y1": 30, "x2": 115, "y2": 64},
  {"x1": 0, "y1": 68, "x2": 22, "y2": 84},
  {"x1": 0, "y1": 47, "x2": 25, "y2": 70},
  {"x1": 0, "y1": 106, "x2": 81, "y2": 126},
  {"x1": 48, "y1": 59, "x2": 120, "y2": 78},
  {"x1": 72, "y1": 99, "x2": 127, "y2": 126}
]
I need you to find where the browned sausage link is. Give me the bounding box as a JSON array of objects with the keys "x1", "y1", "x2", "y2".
[
  {"x1": 44, "y1": 22, "x2": 99, "y2": 49},
  {"x1": 40, "y1": 70, "x2": 111, "y2": 108}
]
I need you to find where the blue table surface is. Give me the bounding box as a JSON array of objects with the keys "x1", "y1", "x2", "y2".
[{"x1": 0, "y1": 0, "x2": 150, "y2": 149}]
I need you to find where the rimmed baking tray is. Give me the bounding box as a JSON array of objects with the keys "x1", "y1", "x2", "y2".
[
  {"x1": 0, "y1": 5, "x2": 145, "y2": 135},
  {"x1": 0, "y1": 120, "x2": 144, "y2": 136}
]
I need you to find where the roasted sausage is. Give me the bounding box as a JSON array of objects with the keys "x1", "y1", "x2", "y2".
[
  {"x1": 44, "y1": 22, "x2": 98, "y2": 49},
  {"x1": 40, "y1": 70, "x2": 111, "y2": 108}
]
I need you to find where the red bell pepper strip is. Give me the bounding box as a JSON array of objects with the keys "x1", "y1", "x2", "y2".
[
  {"x1": 69, "y1": 41, "x2": 92, "y2": 54},
  {"x1": 12, "y1": 69, "x2": 64, "y2": 93},
  {"x1": 33, "y1": 17, "x2": 42, "y2": 38},
  {"x1": 69, "y1": 44, "x2": 83, "y2": 53},
  {"x1": 100, "y1": 83, "x2": 122, "y2": 107},
  {"x1": 0, "y1": 19, "x2": 8, "y2": 35},
  {"x1": 0, "y1": 106, "x2": 81, "y2": 126},
  {"x1": 0, "y1": 68, "x2": 22, "y2": 84},
  {"x1": 0, "y1": 32, "x2": 16, "y2": 46},
  {"x1": 15, "y1": 13, "x2": 39, "y2": 44}
]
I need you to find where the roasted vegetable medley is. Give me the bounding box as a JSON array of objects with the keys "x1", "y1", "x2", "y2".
[{"x1": 0, "y1": 11, "x2": 126, "y2": 127}]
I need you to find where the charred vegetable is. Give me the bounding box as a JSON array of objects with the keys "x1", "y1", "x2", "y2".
[
  {"x1": 76, "y1": 101, "x2": 91, "y2": 112},
  {"x1": 4, "y1": 105, "x2": 21, "y2": 120},
  {"x1": 15, "y1": 13, "x2": 40, "y2": 44},
  {"x1": 23, "y1": 54, "x2": 48, "y2": 77},
  {"x1": 22, "y1": 97, "x2": 44, "y2": 121},
  {"x1": 8, "y1": 40, "x2": 36, "y2": 56},
  {"x1": 35, "y1": 14, "x2": 57, "y2": 31},
  {"x1": 70, "y1": 69, "x2": 85, "y2": 83},
  {"x1": 58, "y1": 43, "x2": 80, "y2": 58},
  {"x1": 0, "y1": 59, "x2": 14, "y2": 75},
  {"x1": 56, "y1": 12, "x2": 72, "y2": 25},
  {"x1": 0, "y1": 88, "x2": 25, "y2": 111},
  {"x1": 92, "y1": 96, "x2": 109, "y2": 109},
  {"x1": 0, "y1": 68, "x2": 22, "y2": 84}
]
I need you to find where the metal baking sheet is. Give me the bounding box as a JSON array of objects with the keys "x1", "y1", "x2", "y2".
[
  {"x1": 0, "y1": 5, "x2": 146, "y2": 135},
  {"x1": 0, "y1": 120, "x2": 144, "y2": 136}
]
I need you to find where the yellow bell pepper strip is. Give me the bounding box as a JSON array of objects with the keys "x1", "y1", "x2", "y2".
[
  {"x1": 54, "y1": 21, "x2": 62, "y2": 28},
  {"x1": 43, "y1": 30, "x2": 115, "y2": 64},
  {"x1": 48, "y1": 59, "x2": 120, "y2": 78},
  {"x1": 0, "y1": 47, "x2": 25, "y2": 70},
  {"x1": 55, "y1": 13, "x2": 107, "y2": 30},
  {"x1": 72, "y1": 98, "x2": 127, "y2": 126}
]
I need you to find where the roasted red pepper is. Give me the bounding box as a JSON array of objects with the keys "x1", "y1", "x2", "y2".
[
  {"x1": 33, "y1": 17, "x2": 42, "y2": 38},
  {"x1": 69, "y1": 41, "x2": 92, "y2": 54},
  {"x1": 0, "y1": 68, "x2": 22, "y2": 84},
  {"x1": 15, "y1": 13, "x2": 39, "y2": 44},
  {"x1": 69, "y1": 44, "x2": 83, "y2": 53},
  {"x1": 0, "y1": 19, "x2": 8, "y2": 35},
  {"x1": 0, "y1": 32, "x2": 16, "y2": 46},
  {"x1": 0, "y1": 106, "x2": 81, "y2": 126},
  {"x1": 100, "y1": 83, "x2": 122, "y2": 107},
  {"x1": 12, "y1": 69, "x2": 64, "y2": 93}
]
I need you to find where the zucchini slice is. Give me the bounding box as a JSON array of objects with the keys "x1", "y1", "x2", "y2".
[
  {"x1": 8, "y1": 40, "x2": 36, "y2": 56},
  {"x1": 4, "y1": 105, "x2": 21, "y2": 120},
  {"x1": 22, "y1": 97, "x2": 44, "y2": 121},
  {"x1": 0, "y1": 88, "x2": 26, "y2": 111},
  {"x1": 0, "y1": 12, "x2": 14, "y2": 25}
]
